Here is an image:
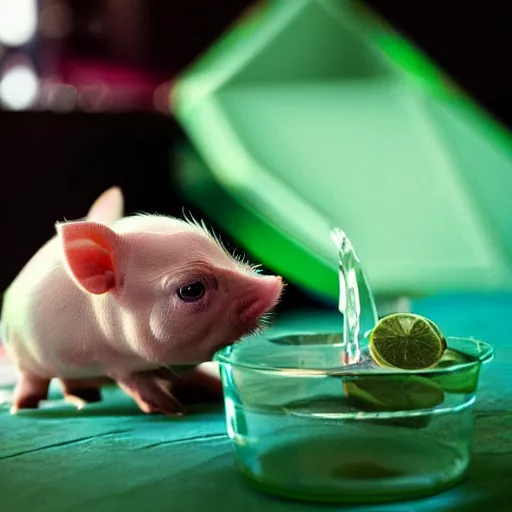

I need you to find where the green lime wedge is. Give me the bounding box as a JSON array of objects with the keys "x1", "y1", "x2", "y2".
[
  {"x1": 343, "y1": 375, "x2": 445, "y2": 412},
  {"x1": 369, "y1": 313, "x2": 447, "y2": 370}
]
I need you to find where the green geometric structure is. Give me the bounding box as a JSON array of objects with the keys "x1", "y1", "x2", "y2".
[{"x1": 172, "y1": 0, "x2": 512, "y2": 304}]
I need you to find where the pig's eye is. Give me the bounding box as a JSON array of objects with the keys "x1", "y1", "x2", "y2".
[{"x1": 177, "y1": 281, "x2": 206, "y2": 302}]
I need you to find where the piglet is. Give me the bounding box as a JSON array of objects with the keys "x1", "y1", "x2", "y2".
[{"x1": 0, "y1": 187, "x2": 283, "y2": 415}]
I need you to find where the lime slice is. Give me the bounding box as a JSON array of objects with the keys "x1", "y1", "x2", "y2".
[
  {"x1": 435, "y1": 348, "x2": 469, "y2": 367},
  {"x1": 343, "y1": 375, "x2": 445, "y2": 412},
  {"x1": 369, "y1": 313, "x2": 447, "y2": 370}
]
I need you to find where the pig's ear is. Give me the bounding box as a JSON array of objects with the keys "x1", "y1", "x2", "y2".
[
  {"x1": 56, "y1": 221, "x2": 120, "y2": 295},
  {"x1": 86, "y1": 186, "x2": 124, "y2": 224}
]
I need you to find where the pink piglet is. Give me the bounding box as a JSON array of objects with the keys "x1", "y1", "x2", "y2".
[{"x1": 0, "y1": 187, "x2": 283, "y2": 416}]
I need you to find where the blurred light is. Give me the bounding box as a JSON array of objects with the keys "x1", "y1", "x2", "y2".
[
  {"x1": 0, "y1": 0, "x2": 37, "y2": 46},
  {"x1": 0, "y1": 64, "x2": 39, "y2": 110}
]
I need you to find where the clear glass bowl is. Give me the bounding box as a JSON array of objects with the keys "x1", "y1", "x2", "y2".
[{"x1": 214, "y1": 332, "x2": 494, "y2": 504}]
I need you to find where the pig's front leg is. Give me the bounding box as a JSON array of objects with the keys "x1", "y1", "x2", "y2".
[{"x1": 115, "y1": 368, "x2": 185, "y2": 416}]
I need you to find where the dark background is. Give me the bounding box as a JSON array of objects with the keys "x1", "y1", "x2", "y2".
[{"x1": 0, "y1": 0, "x2": 510, "y2": 312}]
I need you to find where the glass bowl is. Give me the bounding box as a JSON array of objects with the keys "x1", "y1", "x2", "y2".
[{"x1": 213, "y1": 332, "x2": 494, "y2": 504}]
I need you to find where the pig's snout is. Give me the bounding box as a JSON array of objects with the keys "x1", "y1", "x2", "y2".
[{"x1": 236, "y1": 275, "x2": 283, "y2": 327}]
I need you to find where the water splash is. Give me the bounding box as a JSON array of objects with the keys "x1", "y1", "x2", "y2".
[{"x1": 330, "y1": 228, "x2": 379, "y2": 365}]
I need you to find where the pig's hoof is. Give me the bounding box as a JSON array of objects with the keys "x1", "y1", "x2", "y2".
[
  {"x1": 64, "y1": 391, "x2": 102, "y2": 410},
  {"x1": 132, "y1": 391, "x2": 185, "y2": 417},
  {"x1": 60, "y1": 379, "x2": 103, "y2": 409},
  {"x1": 11, "y1": 371, "x2": 51, "y2": 413},
  {"x1": 10, "y1": 397, "x2": 41, "y2": 414},
  {"x1": 116, "y1": 370, "x2": 186, "y2": 417},
  {"x1": 136, "y1": 398, "x2": 185, "y2": 417}
]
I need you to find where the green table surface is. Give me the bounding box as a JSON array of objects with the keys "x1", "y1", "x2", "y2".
[{"x1": 1, "y1": 293, "x2": 512, "y2": 512}]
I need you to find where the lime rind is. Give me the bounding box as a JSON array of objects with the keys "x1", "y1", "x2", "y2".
[{"x1": 425, "y1": 318, "x2": 448, "y2": 352}]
